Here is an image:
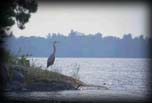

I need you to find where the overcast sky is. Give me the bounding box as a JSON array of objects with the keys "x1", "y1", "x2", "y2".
[{"x1": 11, "y1": 2, "x2": 149, "y2": 38}]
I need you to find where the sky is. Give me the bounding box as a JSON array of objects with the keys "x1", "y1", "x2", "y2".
[{"x1": 11, "y1": 2, "x2": 149, "y2": 38}]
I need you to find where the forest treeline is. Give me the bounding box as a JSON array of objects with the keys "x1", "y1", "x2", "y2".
[{"x1": 5, "y1": 30, "x2": 151, "y2": 58}]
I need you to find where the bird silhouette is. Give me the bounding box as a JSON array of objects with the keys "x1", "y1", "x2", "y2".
[{"x1": 47, "y1": 41, "x2": 58, "y2": 68}]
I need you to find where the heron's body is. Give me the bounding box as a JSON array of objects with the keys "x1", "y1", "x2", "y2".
[
  {"x1": 47, "y1": 54, "x2": 55, "y2": 68},
  {"x1": 47, "y1": 41, "x2": 57, "y2": 68}
]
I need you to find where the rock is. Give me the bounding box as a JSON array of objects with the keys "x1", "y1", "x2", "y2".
[
  {"x1": 12, "y1": 70, "x2": 24, "y2": 83},
  {"x1": 8, "y1": 70, "x2": 25, "y2": 91},
  {"x1": 6, "y1": 68, "x2": 25, "y2": 91},
  {"x1": 1, "y1": 64, "x2": 9, "y2": 86}
]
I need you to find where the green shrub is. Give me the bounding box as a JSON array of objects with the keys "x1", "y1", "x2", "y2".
[{"x1": 4, "y1": 50, "x2": 30, "y2": 67}]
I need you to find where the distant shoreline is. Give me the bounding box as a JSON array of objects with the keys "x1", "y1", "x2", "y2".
[{"x1": 27, "y1": 57, "x2": 152, "y2": 59}]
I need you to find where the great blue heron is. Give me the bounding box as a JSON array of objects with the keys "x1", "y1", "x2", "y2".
[{"x1": 47, "y1": 41, "x2": 58, "y2": 68}]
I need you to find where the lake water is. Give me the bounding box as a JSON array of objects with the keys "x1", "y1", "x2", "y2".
[{"x1": 5, "y1": 58, "x2": 151, "y2": 101}]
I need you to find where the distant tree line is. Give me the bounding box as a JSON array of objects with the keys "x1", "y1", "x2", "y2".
[{"x1": 5, "y1": 30, "x2": 152, "y2": 58}]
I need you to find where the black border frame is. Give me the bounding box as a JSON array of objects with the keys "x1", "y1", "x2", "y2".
[{"x1": 0, "y1": 0, "x2": 151, "y2": 103}]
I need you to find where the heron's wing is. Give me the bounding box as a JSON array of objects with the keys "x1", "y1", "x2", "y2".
[{"x1": 47, "y1": 54, "x2": 55, "y2": 68}]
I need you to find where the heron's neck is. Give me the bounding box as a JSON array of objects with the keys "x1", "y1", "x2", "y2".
[{"x1": 53, "y1": 44, "x2": 56, "y2": 55}]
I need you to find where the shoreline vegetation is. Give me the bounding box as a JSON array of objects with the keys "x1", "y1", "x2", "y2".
[
  {"x1": 4, "y1": 51, "x2": 84, "y2": 91},
  {"x1": 4, "y1": 51, "x2": 108, "y2": 92}
]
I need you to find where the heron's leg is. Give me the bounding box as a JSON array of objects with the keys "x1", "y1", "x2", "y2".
[{"x1": 51, "y1": 66, "x2": 53, "y2": 70}]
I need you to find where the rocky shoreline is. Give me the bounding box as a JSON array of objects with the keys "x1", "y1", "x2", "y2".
[
  {"x1": 5, "y1": 80, "x2": 108, "y2": 92},
  {"x1": 3, "y1": 64, "x2": 84, "y2": 92},
  {"x1": 3, "y1": 64, "x2": 108, "y2": 92}
]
